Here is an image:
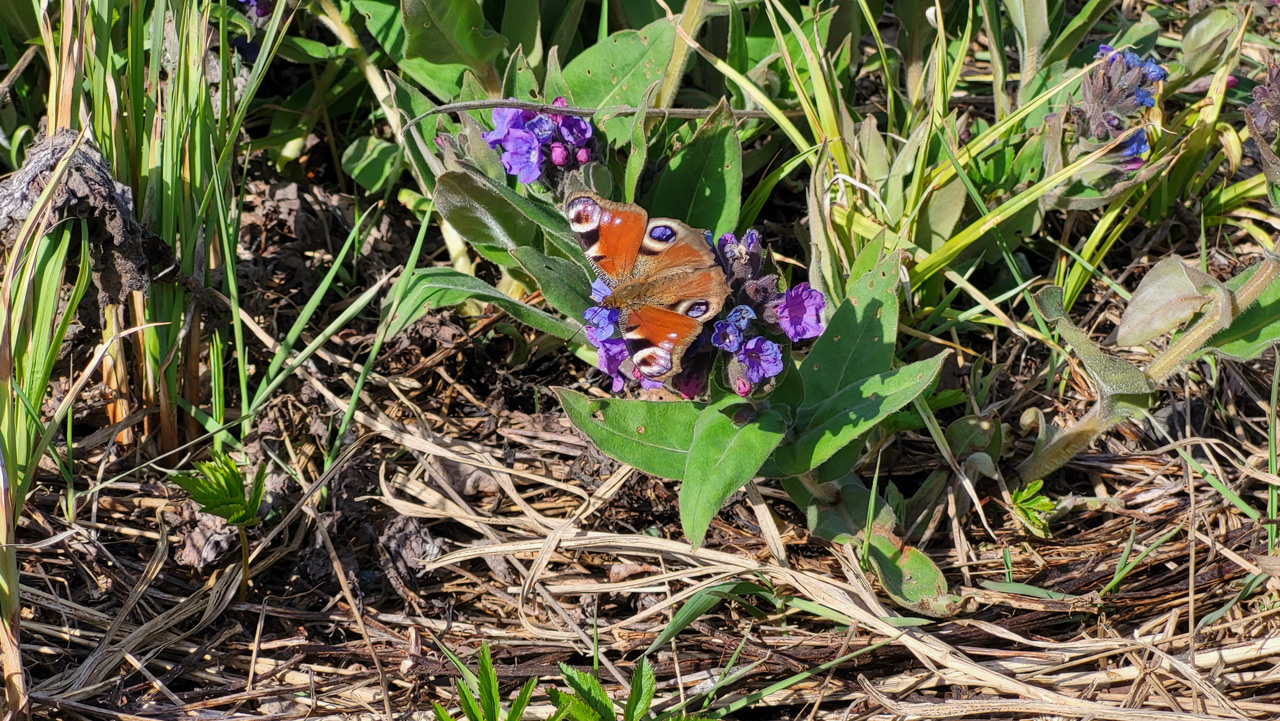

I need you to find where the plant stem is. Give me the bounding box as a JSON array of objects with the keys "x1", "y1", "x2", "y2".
[
  {"x1": 1146, "y1": 256, "x2": 1280, "y2": 383},
  {"x1": 797, "y1": 470, "x2": 839, "y2": 505},
  {"x1": 1016, "y1": 402, "x2": 1113, "y2": 483},
  {"x1": 0, "y1": 544, "x2": 27, "y2": 721},
  {"x1": 238, "y1": 526, "x2": 250, "y2": 602}
]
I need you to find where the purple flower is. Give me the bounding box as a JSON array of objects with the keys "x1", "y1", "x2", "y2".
[
  {"x1": 484, "y1": 106, "x2": 529, "y2": 149},
  {"x1": 525, "y1": 114, "x2": 556, "y2": 143},
  {"x1": 1133, "y1": 88, "x2": 1154, "y2": 108},
  {"x1": 676, "y1": 370, "x2": 706, "y2": 399},
  {"x1": 590, "y1": 278, "x2": 612, "y2": 303},
  {"x1": 1142, "y1": 59, "x2": 1167, "y2": 83},
  {"x1": 597, "y1": 338, "x2": 629, "y2": 392},
  {"x1": 737, "y1": 337, "x2": 783, "y2": 384},
  {"x1": 584, "y1": 306, "x2": 618, "y2": 338},
  {"x1": 773, "y1": 282, "x2": 826, "y2": 341},
  {"x1": 637, "y1": 374, "x2": 664, "y2": 390},
  {"x1": 240, "y1": 0, "x2": 272, "y2": 18},
  {"x1": 725, "y1": 305, "x2": 756, "y2": 330},
  {"x1": 711, "y1": 320, "x2": 743, "y2": 352},
  {"x1": 549, "y1": 142, "x2": 569, "y2": 166},
  {"x1": 558, "y1": 115, "x2": 593, "y2": 146},
  {"x1": 500, "y1": 129, "x2": 544, "y2": 183},
  {"x1": 1120, "y1": 132, "x2": 1149, "y2": 158}
]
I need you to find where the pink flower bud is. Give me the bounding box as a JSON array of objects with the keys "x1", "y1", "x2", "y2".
[
  {"x1": 576, "y1": 146, "x2": 591, "y2": 164},
  {"x1": 550, "y1": 142, "x2": 569, "y2": 166},
  {"x1": 733, "y1": 377, "x2": 752, "y2": 397}
]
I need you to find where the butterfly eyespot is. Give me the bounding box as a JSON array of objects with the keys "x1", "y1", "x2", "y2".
[
  {"x1": 567, "y1": 196, "x2": 602, "y2": 232},
  {"x1": 648, "y1": 224, "x2": 676, "y2": 243},
  {"x1": 684, "y1": 300, "x2": 710, "y2": 318}
]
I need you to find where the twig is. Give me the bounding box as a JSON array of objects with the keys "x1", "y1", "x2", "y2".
[{"x1": 405, "y1": 98, "x2": 801, "y2": 132}]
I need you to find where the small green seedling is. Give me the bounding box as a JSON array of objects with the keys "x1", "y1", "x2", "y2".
[
  {"x1": 170, "y1": 452, "x2": 266, "y2": 600},
  {"x1": 1009, "y1": 480, "x2": 1056, "y2": 538},
  {"x1": 431, "y1": 644, "x2": 536, "y2": 721}
]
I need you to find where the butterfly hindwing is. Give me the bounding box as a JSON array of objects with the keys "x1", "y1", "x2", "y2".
[{"x1": 622, "y1": 305, "x2": 702, "y2": 380}]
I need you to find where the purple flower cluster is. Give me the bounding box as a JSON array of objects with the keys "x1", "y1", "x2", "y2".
[
  {"x1": 483, "y1": 97, "x2": 593, "y2": 184},
  {"x1": 712, "y1": 229, "x2": 825, "y2": 396},
  {"x1": 1248, "y1": 63, "x2": 1280, "y2": 137},
  {"x1": 237, "y1": 0, "x2": 272, "y2": 18},
  {"x1": 1071, "y1": 45, "x2": 1167, "y2": 170},
  {"x1": 582, "y1": 226, "x2": 827, "y2": 399}
]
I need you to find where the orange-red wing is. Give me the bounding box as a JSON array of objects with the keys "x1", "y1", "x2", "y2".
[
  {"x1": 565, "y1": 192, "x2": 647, "y2": 281},
  {"x1": 623, "y1": 305, "x2": 702, "y2": 380}
]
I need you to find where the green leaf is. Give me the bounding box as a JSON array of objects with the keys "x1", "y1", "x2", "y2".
[
  {"x1": 170, "y1": 452, "x2": 262, "y2": 526},
  {"x1": 547, "y1": 688, "x2": 604, "y2": 721},
  {"x1": 1206, "y1": 263, "x2": 1280, "y2": 360},
  {"x1": 387, "y1": 268, "x2": 577, "y2": 339},
  {"x1": 501, "y1": 47, "x2": 540, "y2": 102},
  {"x1": 558, "y1": 665, "x2": 613, "y2": 720},
  {"x1": 435, "y1": 170, "x2": 538, "y2": 266},
  {"x1": 510, "y1": 246, "x2": 592, "y2": 321},
  {"x1": 866, "y1": 533, "x2": 966, "y2": 618},
  {"x1": 781, "y1": 473, "x2": 896, "y2": 545},
  {"x1": 642, "y1": 582, "x2": 770, "y2": 655},
  {"x1": 773, "y1": 356, "x2": 947, "y2": 475},
  {"x1": 356, "y1": 0, "x2": 466, "y2": 99},
  {"x1": 402, "y1": 0, "x2": 506, "y2": 78},
  {"x1": 387, "y1": 73, "x2": 443, "y2": 194},
  {"x1": 1180, "y1": 7, "x2": 1238, "y2": 81},
  {"x1": 623, "y1": 657, "x2": 656, "y2": 721},
  {"x1": 555, "y1": 389, "x2": 701, "y2": 480},
  {"x1": 341, "y1": 136, "x2": 402, "y2": 193},
  {"x1": 680, "y1": 402, "x2": 786, "y2": 548},
  {"x1": 1116, "y1": 257, "x2": 1222, "y2": 347},
  {"x1": 456, "y1": 682, "x2": 484, "y2": 721},
  {"x1": 562, "y1": 17, "x2": 677, "y2": 143},
  {"x1": 506, "y1": 677, "x2": 537, "y2": 721},
  {"x1": 649, "y1": 99, "x2": 743, "y2": 238},
  {"x1": 432, "y1": 701, "x2": 458, "y2": 721},
  {"x1": 800, "y1": 253, "x2": 903, "y2": 409},
  {"x1": 476, "y1": 646, "x2": 499, "y2": 721}
]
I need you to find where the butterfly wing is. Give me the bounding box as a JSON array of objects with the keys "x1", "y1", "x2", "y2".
[
  {"x1": 621, "y1": 225, "x2": 730, "y2": 380},
  {"x1": 565, "y1": 192, "x2": 647, "y2": 282},
  {"x1": 565, "y1": 192, "x2": 731, "y2": 381},
  {"x1": 622, "y1": 305, "x2": 703, "y2": 379}
]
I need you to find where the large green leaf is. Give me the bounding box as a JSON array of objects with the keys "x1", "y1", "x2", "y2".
[
  {"x1": 649, "y1": 99, "x2": 743, "y2": 239},
  {"x1": 434, "y1": 170, "x2": 539, "y2": 266},
  {"x1": 341, "y1": 136, "x2": 402, "y2": 193},
  {"x1": 355, "y1": 0, "x2": 466, "y2": 99},
  {"x1": 772, "y1": 356, "x2": 946, "y2": 475},
  {"x1": 1206, "y1": 263, "x2": 1280, "y2": 360},
  {"x1": 510, "y1": 246, "x2": 592, "y2": 321},
  {"x1": 680, "y1": 403, "x2": 786, "y2": 547},
  {"x1": 800, "y1": 253, "x2": 902, "y2": 409},
  {"x1": 402, "y1": 0, "x2": 506, "y2": 78},
  {"x1": 562, "y1": 17, "x2": 676, "y2": 143},
  {"x1": 555, "y1": 389, "x2": 701, "y2": 480},
  {"x1": 388, "y1": 268, "x2": 576, "y2": 339}
]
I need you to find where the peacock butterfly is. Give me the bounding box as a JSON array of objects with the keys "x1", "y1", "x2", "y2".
[{"x1": 565, "y1": 192, "x2": 731, "y2": 382}]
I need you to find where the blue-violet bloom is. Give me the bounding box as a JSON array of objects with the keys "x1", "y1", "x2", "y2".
[
  {"x1": 737, "y1": 337, "x2": 784, "y2": 384},
  {"x1": 773, "y1": 282, "x2": 827, "y2": 342},
  {"x1": 500, "y1": 129, "x2": 544, "y2": 183},
  {"x1": 711, "y1": 320, "x2": 744, "y2": 353}
]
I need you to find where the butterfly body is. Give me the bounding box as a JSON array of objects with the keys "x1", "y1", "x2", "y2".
[{"x1": 566, "y1": 192, "x2": 730, "y2": 381}]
